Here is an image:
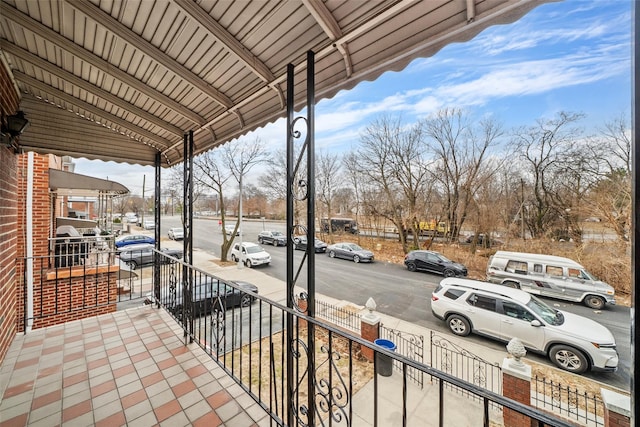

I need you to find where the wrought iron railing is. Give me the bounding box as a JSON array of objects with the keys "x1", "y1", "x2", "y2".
[
  {"x1": 16, "y1": 247, "x2": 179, "y2": 331},
  {"x1": 149, "y1": 256, "x2": 573, "y2": 427},
  {"x1": 19, "y1": 251, "x2": 580, "y2": 426},
  {"x1": 380, "y1": 325, "x2": 424, "y2": 388},
  {"x1": 531, "y1": 375, "x2": 605, "y2": 427},
  {"x1": 48, "y1": 234, "x2": 115, "y2": 268},
  {"x1": 430, "y1": 331, "x2": 503, "y2": 404},
  {"x1": 314, "y1": 299, "x2": 361, "y2": 332}
]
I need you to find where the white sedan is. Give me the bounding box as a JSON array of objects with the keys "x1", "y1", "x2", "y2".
[{"x1": 168, "y1": 227, "x2": 184, "y2": 240}]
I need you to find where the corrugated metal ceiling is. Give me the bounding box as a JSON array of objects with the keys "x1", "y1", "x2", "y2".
[{"x1": 0, "y1": 0, "x2": 549, "y2": 167}]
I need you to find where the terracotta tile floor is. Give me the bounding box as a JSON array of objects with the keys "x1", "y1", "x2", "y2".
[{"x1": 0, "y1": 305, "x2": 270, "y2": 426}]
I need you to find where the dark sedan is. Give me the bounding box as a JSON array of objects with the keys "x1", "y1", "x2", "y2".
[
  {"x1": 327, "y1": 242, "x2": 374, "y2": 263},
  {"x1": 403, "y1": 250, "x2": 467, "y2": 277},
  {"x1": 118, "y1": 244, "x2": 182, "y2": 270},
  {"x1": 293, "y1": 236, "x2": 328, "y2": 253},
  {"x1": 147, "y1": 278, "x2": 258, "y2": 319},
  {"x1": 115, "y1": 234, "x2": 155, "y2": 249}
]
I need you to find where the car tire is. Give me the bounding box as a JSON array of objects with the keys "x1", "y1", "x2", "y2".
[
  {"x1": 407, "y1": 262, "x2": 417, "y2": 272},
  {"x1": 231, "y1": 254, "x2": 237, "y2": 262},
  {"x1": 245, "y1": 259, "x2": 252, "y2": 268},
  {"x1": 353, "y1": 255, "x2": 360, "y2": 263},
  {"x1": 126, "y1": 260, "x2": 138, "y2": 270},
  {"x1": 258, "y1": 238, "x2": 263, "y2": 244},
  {"x1": 240, "y1": 295, "x2": 252, "y2": 307},
  {"x1": 549, "y1": 345, "x2": 589, "y2": 374},
  {"x1": 503, "y1": 281, "x2": 520, "y2": 289},
  {"x1": 447, "y1": 314, "x2": 471, "y2": 336},
  {"x1": 443, "y1": 269, "x2": 456, "y2": 277},
  {"x1": 583, "y1": 295, "x2": 605, "y2": 310},
  {"x1": 329, "y1": 251, "x2": 336, "y2": 258}
]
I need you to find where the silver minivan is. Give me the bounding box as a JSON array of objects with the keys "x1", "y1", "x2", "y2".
[{"x1": 486, "y1": 251, "x2": 615, "y2": 310}]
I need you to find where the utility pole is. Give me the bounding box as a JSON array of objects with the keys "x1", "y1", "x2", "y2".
[
  {"x1": 520, "y1": 178, "x2": 525, "y2": 241},
  {"x1": 141, "y1": 174, "x2": 146, "y2": 226}
]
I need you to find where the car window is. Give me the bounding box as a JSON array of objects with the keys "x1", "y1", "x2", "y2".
[
  {"x1": 546, "y1": 265, "x2": 563, "y2": 277},
  {"x1": 443, "y1": 289, "x2": 465, "y2": 300},
  {"x1": 246, "y1": 245, "x2": 263, "y2": 254},
  {"x1": 532, "y1": 264, "x2": 543, "y2": 274},
  {"x1": 567, "y1": 268, "x2": 581, "y2": 278},
  {"x1": 526, "y1": 295, "x2": 562, "y2": 325},
  {"x1": 506, "y1": 260, "x2": 527, "y2": 274},
  {"x1": 467, "y1": 294, "x2": 497, "y2": 311},
  {"x1": 501, "y1": 301, "x2": 535, "y2": 321}
]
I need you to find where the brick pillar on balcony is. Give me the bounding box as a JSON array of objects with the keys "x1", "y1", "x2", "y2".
[
  {"x1": 502, "y1": 358, "x2": 533, "y2": 427},
  {"x1": 601, "y1": 388, "x2": 631, "y2": 427},
  {"x1": 360, "y1": 312, "x2": 380, "y2": 362}
]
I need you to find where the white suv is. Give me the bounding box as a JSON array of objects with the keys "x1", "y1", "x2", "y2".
[
  {"x1": 231, "y1": 242, "x2": 271, "y2": 268},
  {"x1": 431, "y1": 278, "x2": 618, "y2": 374}
]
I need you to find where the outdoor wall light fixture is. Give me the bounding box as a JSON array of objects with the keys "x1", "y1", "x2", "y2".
[{"x1": 1, "y1": 111, "x2": 30, "y2": 146}]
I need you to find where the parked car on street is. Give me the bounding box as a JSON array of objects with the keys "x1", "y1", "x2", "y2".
[
  {"x1": 293, "y1": 236, "x2": 328, "y2": 253},
  {"x1": 145, "y1": 278, "x2": 258, "y2": 319},
  {"x1": 115, "y1": 234, "x2": 155, "y2": 249},
  {"x1": 258, "y1": 230, "x2": 286, "y2": 246},
  {"x1": 124, "y1": 212, "x2": 138, "y2": 223},
  {"x1": 486, "y1": 251, "x2": 616, "y2": 309},
  {"x1": 327, "y1": 242, "x2": 374, "y2": 263},
  {"x1": 142, "y1": 219, "x2": 155, "y2": 230},
  {"x1": 224, "y1": 224, "x2": 240, "y2": 236},
  {"x1": 404, "y1": 250, "x2": 467, "y2": 277},
  {"x1": 431, "y1": 278, "x2": 618, "y2": 374},
  {"x1": 231, "y1": 242, "x2": 271, "y2": 268},
  {"x1": 118, "y1": 243, "x2": 183, "y2": 270},
  {"x1": 168, "y1": 227, "x2": 184, "y2": 240},
  {"x1": 465, "y1": 233, "x2": 501, "y2": 247}
]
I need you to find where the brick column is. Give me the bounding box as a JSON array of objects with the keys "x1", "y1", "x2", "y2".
[
  {"x1": 360, "y1": 312, "x2": 380, "y2": 362},
  {"x1": 601, "y1": 388, "x2": 631, "y2": 427},
  {"x1": 502, "y1": 358, "x2": 532, "y2": 427}
]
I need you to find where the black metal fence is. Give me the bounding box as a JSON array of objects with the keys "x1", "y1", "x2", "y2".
[
  {"x1": 314, "y1": 299, "x2": 361, "y2": 332},
  {"x1": 380, "y1": 324, "x2": 424, "y2": 388},
  {"x1": 429, "y1": 331, "x2": 503, "y2": 406},
  {"x1": 531, "y1": 375, "x2": 605, "y2": 427}
]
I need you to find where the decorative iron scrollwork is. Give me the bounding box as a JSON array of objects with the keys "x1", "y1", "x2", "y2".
[{"x1": 313, "y1": 344, "x2": 350, "y2": 425}]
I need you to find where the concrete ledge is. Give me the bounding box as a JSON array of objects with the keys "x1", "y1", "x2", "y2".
[
  {"x1": 601, "y1": 388, "x2": 631, "y2": 418},
  {"x1": 46, "y1": 264, "x2": 119, "y2": 280}
]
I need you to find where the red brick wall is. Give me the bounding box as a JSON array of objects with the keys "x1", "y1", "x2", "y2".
[
  {"x1": 29, "y1": 271, "x2": 117, "y2": 330},
  {"x1": 0, "y1": 60, "x2": 20, "y2": 364},
  {"x1": 502, "y1": 371, "x2": 533, "y2": 427}
]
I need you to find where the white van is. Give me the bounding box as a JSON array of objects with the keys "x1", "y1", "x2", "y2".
[{"x1": 486, "y1": 251, "x2": 615, "y2": 310}]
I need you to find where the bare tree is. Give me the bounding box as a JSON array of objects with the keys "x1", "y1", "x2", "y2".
[
  {"x1": 316, "y1": 151, "x2": 342, "y2": 240},
  {"x1": 258, "y1": 144, "x2": 306, "y2": 226},
  {"x1": 193, "y1": 150, "x2": 235, "y2": 261},
  {"x1": 223, "y1": 137, "x2": 269, "y2": 250},
  {"x1": 422, "y1": 108, "x2": 506, "y2": 241},
  {"x1": 164, "y1": 165, "x2": 205, "y2": 219},
  {"x1": 354, "y1": 115, "x2": 431, "y2": 253},
  {"x1": 512, "y1": 111, "x2": 585, "y2": 240},
  {"x1": 588, "y1": 113, "x2": 632, "y2": 241}
]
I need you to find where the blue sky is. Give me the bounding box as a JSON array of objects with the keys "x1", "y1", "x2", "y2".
[{"x1": 75, "y1": 0, "x2": 632, "y2": 195}]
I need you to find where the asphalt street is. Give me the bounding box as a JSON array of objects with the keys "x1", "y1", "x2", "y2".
[{"x1": 156, "y1": 215, "x2": 631, "y2": 391}]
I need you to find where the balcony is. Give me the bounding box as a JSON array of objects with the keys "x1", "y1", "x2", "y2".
[{"x1": 2, "y1": 249, "x2": 590, "y2": 426}]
